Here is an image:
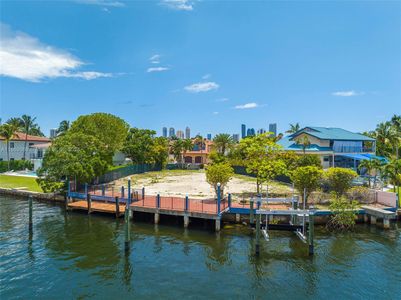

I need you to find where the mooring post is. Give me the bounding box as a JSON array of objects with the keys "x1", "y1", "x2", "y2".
[
  {"x1": 250, "y1": 199, "x2": 254, "y2": 224},
  {"x1": 185, "y1": 195, "x2": 189, "y2": 212},
  {"x1": 292, "y1": 198, "x2": 298, "y2": 225},
  {"x1": 115, "y1": 197, "x2": 120, "y2": 218},
  {"x1": 255, "y1": 213, "x2": 261, "y2": 256},
  {"x1": 124, "y1": 205, "x2": 130, "y2": 253},
  {"x1": 217, "y1": 183, "x2": 221, "y2": 215},
  {"x1": 308, "y1": 208, "x2": 315, "y2": 256},
  {"x1": 121, "y1": 186, "x2": 125, "y2": 199},
  {"x1": 87, "y1": 193, "x2": 92, "y2": 214},
  {"x1": 28, "y1": 195, "x2": 33, "y2": 232},
  {"x1": 142, "y1": 187, "x2": 145, "y2": 200},
  {"x1": 228, "y1": 193, "x2": 232, "y2": 208},
  {"x1": 156, "y1": 194, "x2": 160, "y2": 208},
  {"x1": 127, "y1": 179, "x2": 131, "y2": 205},
  {"x1": 102, "y1": 184, "x2": 105, "y2": 196},
  {"x1": 85, "y1": 183, "x2": 88, "y2": 197}
]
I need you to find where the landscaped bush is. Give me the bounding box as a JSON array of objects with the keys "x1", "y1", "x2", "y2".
[
  {"x1": 347, "y1": 186, "x2": 375, "y2": 204},
  {"x1": 327, "y1": 195, "x2": 359, "y2": 231},
  {"x1": 325, "y1": 167, "x2": 357, "y2": 196},
  {"x1": 0, "y1": 160, "x2": 34, "y2": 173}
]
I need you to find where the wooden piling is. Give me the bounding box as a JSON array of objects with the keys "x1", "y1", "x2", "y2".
[
  {"x1": 255, "y1": 213, "x2": 261, "y2": 255},
  {"x1": 28, "y1": 196, "x2": 33, "y2": 232},
  {"x1": 115, "y1": 197, "x2": 120, "y2": 218},
  {"x1": 124, "y1": 205, "x2": 130, "y2": 253},
  {"x1": 87, "y1": 194, "x2": 92, "y2": 214},
  {"x1": 308, "y1": 212, "x2": 314, "y2": 256}
]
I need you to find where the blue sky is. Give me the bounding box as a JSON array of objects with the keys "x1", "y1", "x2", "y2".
[{"x1": 1, "y1": 0, "x2": 400, "y2": 137}]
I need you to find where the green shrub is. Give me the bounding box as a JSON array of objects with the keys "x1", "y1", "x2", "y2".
[
  {"x1": 347, "y1": 186, "x2": 374, "y2": 204},
  {"x1": 36, "y1": 178, "x2": 65, "y2": 193},
  {"x1": 296, "y1": 154, "x2": 322, "y2": 168},
  {"x1": 0, "y1": 160, "x2": 34, "y2": 172},
  {"x1": 290, "y1": 166, "x2": 323, "y2": 204},
  {"x1": 327, "y1": 195, "x2": 359, "y2": 231},
  {"x1": 325, "y1": 167, "x2": 357, "y2": 196}
]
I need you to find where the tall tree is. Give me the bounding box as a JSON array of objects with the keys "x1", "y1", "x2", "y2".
[
  {"x1": 6, "y1": 117, "x2": 23, "y2": 130},
  {"x1": 20, "y1": 115, "x2": 38, "y2": 160},
  {"x1": 122, "y1": 128, "x2": 156, "y2": 164},
  {"x1": 382, "y1": 159, "x2": 401, "y2": 192},
  {"x1": 151, "y1": 137, "x2": 169, "y2": 168},
  {"x1": 0, "y1": 124, "x2": 17, "y2": 171},
  {"x1": 171, "y1": 139, "x2": 184, "y2": 166},
  {"x1": 57, "y1": 120, "x2": 70, "y2": 136},
  {"x1": 182, "y1": 139, "x2": 193, "y2": 163},
  {"x1": 194, "y1": 135, "x2": 205, "y2": 163},
  {"x1": 69, "y1": 113, "x2": 129, "y2": 160},
  {"x1": 295, "y1": 135, "x2": 311, "y2": 154},
  {"x1": 358, "y1": 158, "x2": 382, "y2": 188},
  {"x1": 213, "y1": 133, "x2": 234, "y2": 155},
  {"x1": 286, "y1": 123, "x2": 300, "y2": 134}
]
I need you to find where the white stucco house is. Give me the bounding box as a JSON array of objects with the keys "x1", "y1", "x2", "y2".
[{"x1": 0, "y1": 132, "x2": 51, "y2": 170}]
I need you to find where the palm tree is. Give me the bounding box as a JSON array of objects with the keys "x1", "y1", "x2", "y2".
[
  {"x1": 20, "y1": 115, "x2": 38, "y2": 160},
  {"x1": 295, "y1": 135, "x2": 311, "y2": 154},
  {"x1": 358, "y1": 158, "x2": 381, "y2": 188},
  {"x1": 182, "y1": 139, "x2": 193, "y2": 164},
  {"x1": 286, "y1": 123, "x2": 300, "y2": 134},
  {"x1": 213, "y1": 133, "x2": 234, "y2": 155},
  {"x1": 57, "y1": 120, "x2": 70, "y2": 136},
  {"x1": 390, "y1": 115, "x2": 401, "y2": 159},
  {"x1": 375, "y1": 121, "x2": 396, "y2": 157},
  {"x1": 6, "y1": 117, "x2": 23, "y2": 130},
  {"x1": 382, "y1": 159, "x2": 401, "y2": 192},
  {"x1": 171, "y1": 139, "x2": 184, "y2": 166},
  {"x1": 0, "y1": 124, "x2": 17, "y2": 171}
]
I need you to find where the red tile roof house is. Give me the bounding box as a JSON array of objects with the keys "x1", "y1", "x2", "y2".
[{"x1": 0, "y1": 132, "x2": 51, "y2": 170}]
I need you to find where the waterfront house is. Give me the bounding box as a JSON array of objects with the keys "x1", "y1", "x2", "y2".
[
  {"x1": 0, "y1": 132, "x2": 51, "y2": 162},
  {"x1": 277, "y1": 126, "x2": 383, "y2": 171},
  {"x1": 183, "y1": 139, "x2": 213, "y2": 165}
]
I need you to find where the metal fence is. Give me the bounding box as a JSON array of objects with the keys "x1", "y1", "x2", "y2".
[{"x1": 95, "y1": 164, "x2": 161, "y2": 184}]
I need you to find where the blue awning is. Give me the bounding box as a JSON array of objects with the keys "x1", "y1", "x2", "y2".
[{"x1": 338, "y1": 153, "x2": 388, "y2": 162}]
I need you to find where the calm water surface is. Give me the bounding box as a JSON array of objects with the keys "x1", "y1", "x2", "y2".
[{"x1": 1, "y1": 195, "x2": 400, "y2": 299}]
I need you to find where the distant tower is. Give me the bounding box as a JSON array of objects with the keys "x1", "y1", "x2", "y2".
[
  {"x1": 257, "y1": 128, "x2": 266, "y2": 135},
  {"x1": 232, "y1": 134, "x2": 239, "y2": 142},
  {"x1": 269, "y1": 123, "x2": 277, "y2": 137},
  {"x1": 162, "y1": 127, "x2": 168, "y2": 137},
  {"x1": 169, "y1": 127, "x2": 175, "y2": 138},
  {"x1": 241, "y1": 124, "x2": 246, "y2": 139},
  {"x1": 50, "y1": 128, "x2": 57, "y2": 138},
  {"x1": 247, "y1": 128, "x2": 255, "y2": 136},
  {"x1": 185, "y1": 126, "x2": 191, "y2": 139},
  {"x1": 207, "y1": 133, "x2": 212, "y2": 140},
  {"x1": 176, "y1": 130, "x2": 184, "y2": 139}
]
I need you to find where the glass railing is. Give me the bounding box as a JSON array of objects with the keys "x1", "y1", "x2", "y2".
[{"x1": 333, "y1": 146, "x2": 374, "y2": 153}]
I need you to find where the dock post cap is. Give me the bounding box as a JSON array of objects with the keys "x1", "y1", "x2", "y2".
[{"x1": 217, "y1": 182, "x2": 221, "y2": 186}]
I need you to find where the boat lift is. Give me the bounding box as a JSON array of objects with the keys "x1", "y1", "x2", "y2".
[{"x1": 250, "y1": 187, "x2": 315, "y2": 256}]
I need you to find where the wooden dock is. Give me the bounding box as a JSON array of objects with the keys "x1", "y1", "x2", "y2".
[{"x1": 68, "y1": 200, "x2": 126, "y2": 216}]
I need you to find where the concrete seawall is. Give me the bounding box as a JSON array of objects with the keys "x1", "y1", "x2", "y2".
[{"x1": 0, "y1": 188, "x2": 65, "y2": 202}]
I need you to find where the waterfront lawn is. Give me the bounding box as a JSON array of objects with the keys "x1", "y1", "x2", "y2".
[{"x1": 0, "y1": 175, "x2": 43, "y2": 192}]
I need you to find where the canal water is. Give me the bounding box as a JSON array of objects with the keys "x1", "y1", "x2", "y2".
[{"x1": 1, "y1": 195, "x2": 400, "y2": 299}]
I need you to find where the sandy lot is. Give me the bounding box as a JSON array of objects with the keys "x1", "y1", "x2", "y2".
[{"x1": 114, "y1": 170, "x2": 291, "y2": 200}]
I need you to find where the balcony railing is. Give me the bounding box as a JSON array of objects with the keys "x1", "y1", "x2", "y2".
[{"x1": 333, "y1": 146, "x2": 374, "y2": 153}]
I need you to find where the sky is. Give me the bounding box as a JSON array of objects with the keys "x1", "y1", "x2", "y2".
[{"x1": 0, "y1": 0, "x2": 400, "y2": 137}]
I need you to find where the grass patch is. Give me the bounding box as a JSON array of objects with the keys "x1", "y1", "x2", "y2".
[{"x1": 0, "y1": 175, "x2": 43, "y2": 192}]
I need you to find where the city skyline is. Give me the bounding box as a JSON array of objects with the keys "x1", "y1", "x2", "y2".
[{"x1": 1, "y1": 1, "x2": 400, "y2": 136}]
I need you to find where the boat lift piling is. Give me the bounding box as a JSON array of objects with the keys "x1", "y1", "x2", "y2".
[{"x1": 251, "y1": 188, "x2": 315, "y2": 256}]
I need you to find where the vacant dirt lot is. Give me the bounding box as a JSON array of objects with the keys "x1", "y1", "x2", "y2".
[{"x1": 114, "y1": 170, "x2": 292, "y2": 200}]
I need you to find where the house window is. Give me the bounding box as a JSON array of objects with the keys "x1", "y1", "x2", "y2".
[
  {"x1": 323, "y1": 156, "x2": 329, "y2": 162},
  {"x1": 37, "y1": 149, "x2": 43, "y2": 159},
  {"x1": 10, "y1": 142, "x2": 15, "y2": 148},
  {"x1": 29, "y1": 143, "x2": 34, "y2": 146},
  {"x1": 10, "y1": 158, "x2": 15, "y2": 161}
]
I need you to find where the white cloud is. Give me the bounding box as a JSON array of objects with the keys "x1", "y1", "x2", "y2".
[
  {"x1": 332, "y1": 90, "x2": 364, "y2": 97},
  {"x1": 75, "y1": 0, "x2": 125, "y2": 7},
  {"x1": 212, "y1": 111, "x2": 219, "y2": 115},
  {"x1": 147, "y1": 67, "x2": 169, "y2": 73},
  {"x1": 161, "y1": 0, "x2": 195, "y2": 11},
  {"x1": 149, "y1": 54, "x2": 161, "y2": 64},
  {"x1": 234, "y1": 102, "x2": 259, "y2": 109},
  {"x1": 184, "y1": 81, "x2": 219, "y2": 93},
  {"x1": 202, "y1": 74, "x2": 211, "y2": 80},
  {"x1": 0, "y1": 23, "x2": 113, "y2": 82},
  {"x1": 216, "y1": 97, "x2": 229, "y2": 102}
]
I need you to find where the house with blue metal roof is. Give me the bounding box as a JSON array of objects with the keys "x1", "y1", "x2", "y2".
[{"x1": 277, "y1": 127, "x2": 384, "y2": 171}]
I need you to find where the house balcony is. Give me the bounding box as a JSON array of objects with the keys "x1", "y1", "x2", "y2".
[{"x1": 332, "y1": 146, "x2": 374, "y2": 154}]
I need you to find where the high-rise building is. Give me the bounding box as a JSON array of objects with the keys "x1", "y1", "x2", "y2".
[
  {"x1": 169, "y1": 127, "x2": 175, "y2": 138},
  {"x1": 185, "y1": 126, "x2": 191, "y2": 139},
  {"x1": 207, "y1": 133, "x2": 212, "y2": 140},
  {"x1": 162, "y1": 127, "x2": 168, "y2": 137},
  {"x1": 176, "y1": 130, "x2": 184, "y2": 139},
  {"x1": 269, "y1": 123, "x2": 277, "y2": 137},
  {"x1": 241, "y1": 124, "x2": 246, "y2": 139},
  {"x1": 232, "y1": 134, "x2": 240, "y2": 142},
  {"x1": 257, "y1": 128, "x2": 266, "y2": 135},
  {"x1": 247, "y1": 128, "x2": 255, "y2": 136},
  {"x1": 50, "y1": 128, "x2": 57, "y2": 138}
]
